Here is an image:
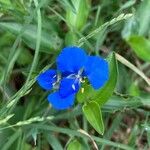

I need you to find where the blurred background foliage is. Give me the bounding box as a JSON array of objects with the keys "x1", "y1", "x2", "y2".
[{"x1": 0, "y1": 0, "x2": 150, "y2": 149}]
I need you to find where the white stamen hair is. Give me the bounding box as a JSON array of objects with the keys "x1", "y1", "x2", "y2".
[{"x1": 72, "y1": 84, "x2": 76, "y2": 91}]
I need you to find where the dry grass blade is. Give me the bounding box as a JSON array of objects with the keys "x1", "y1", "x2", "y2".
[{"x1": 115, "y1": 53, "x2": 150, "y2": 86}]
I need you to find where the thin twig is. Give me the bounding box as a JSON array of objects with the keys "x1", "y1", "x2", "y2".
[{"x1": 78, "y1": 129, "x2": 99, "y2": 150}]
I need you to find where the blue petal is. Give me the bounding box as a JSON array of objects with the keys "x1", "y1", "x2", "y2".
[
  {"x1": 48, "y1": 92, "x2": 75, "y2": 110},
  {"x1": 57, "y1": 46, "x2": 87, "y2": 74},
  {"x1": 84, "y1": 56, "x2": 109, "y2": 89},
  {"x1": 59, "y1": 78, "x2": 80, "y2": 98},
  {"x1": 36, "y1": 69, "x2": 57, "y2": 90}
]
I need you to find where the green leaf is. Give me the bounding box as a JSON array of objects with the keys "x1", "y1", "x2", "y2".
[
  {"x1": 16, "y1": 48, "x2": 33, "y2": 65},
  {"x1": 1, "y1": 130, "x2": 21, "y2": 150},
  {"x1": 122, "y1": 16, "x2": 139, "y2": 39},
  {"x1": 94, "y1": 52, "x2": 118, "y2": 105},
  {"x1": 127, "y1": 36, "x2": 150, "y2": 61},
  {"x1": 77, "y1": 52, "x2": 118, "y2": 106},
  {"x1": 122, "y1": 0, "x2": 150, "y2": 38},
  {"x1": 77, "y1": 82, "x2": 95, "y2": 103},
  {"x1": 59, "y1": 0, "x2": 76, "y2": 13},
  {"x1": 78, "y1": 13, "x2": 133, "y2": 46},
  {"x1": 83, "y1": 101, "x2": 104, "y2": 135},
  {"x1": 136, "y1": 0, "x2": 150, "y2": 36},
  {"x1": 65, "y1": 31, "x2": 78, "y2": 46},
  {"x1": 0, "y1": 0, "x2": 26, "y2": 14},
  {"x1": 0, "y1": 0, "x2": 11, "y2": 5},
  {"x1": 103, "y1": 95, "x2": 143, "y2": 112},
  {"x1": 66, "y1": 0, "x2": 90, "y2": 30},
  {"x1": 0, "y1": 22, "x2": 62, "y2": 53},
  {"x1": 128, "y1": 82, "x2": 140, "y2": 96},
  {"x1": 45, "y1": 133, "x2": 63, "y2": 150},
  {"x1": 67, "y1": 139, "x2": 84, "y2": 150}
]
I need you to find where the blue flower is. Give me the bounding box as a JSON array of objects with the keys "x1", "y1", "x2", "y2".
[{"x1": 37, "y1": 46, "x2": 109, "y2": 110}]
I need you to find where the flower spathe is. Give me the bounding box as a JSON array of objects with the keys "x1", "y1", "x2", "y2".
[{"x1": 37, "y1": 46, "x2": 109, "y2": 110}]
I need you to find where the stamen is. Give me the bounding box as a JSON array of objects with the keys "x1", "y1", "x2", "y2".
[
  {"x1": 57, "y1": 74, "x2": 61, "y2": 81},
  {"x1": 76, "y1": 74, "x2": 80, "y2": 79},
  {"x1": 79, "y1": 78, "x2": 85, "y2": 83},
  {"x1": 52, "y1": 82, "x2": 56, "y2": 86},
  {"x1": 78, "y1": 68, "x2": 84, "y2": 76},
  {"x1": 72, "y1": 84, "x2": 76, "y2": 91},
  {"x1": 53, "y1": 75, "x2": 57, "y2": 78},
  {"x1": 53, "y1": 82, "x2": 59, "y2": 90},
  {"x1": 67, "y1": 74, "x2": 76, "y2": 79},
  {"x1": 52, "y1": 74, "x2": 61, "y2": 90},
  {"x1": 81, "y1": 88, "x2": 84, "y2": 93}
]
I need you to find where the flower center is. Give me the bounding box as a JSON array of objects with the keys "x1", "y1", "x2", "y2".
[
  {"x1": 67, "y1": 68, "x2": 86, "y2": 91},
  {"x1": 52, "y1": 68, "x2": 86, "y2": 91},
  {"x1": 52, "y1": 74, "x2": 61, "y2": 89}
]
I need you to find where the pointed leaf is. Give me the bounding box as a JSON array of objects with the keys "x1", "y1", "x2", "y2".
[
  {"x1": 77, "y1": 82, "x2": 95, "y2": 103},
  {"x1": 127, "y1": 36, "x2": 150, "y2": 61},
  {"x1": 136, "y1": 0, "x2": 150, "y2": 35},
  {"x1": 67, "y1": 139, "x2": 84, "y2": 150},
  {"x1": 83, "y1": 101, "x2": 104, "y2": 135},
  {"x1": 46, "y1": 133, "x2": 63, "y2": 150},
  {"x1": 103, "y1": 95, "x2": 143, "y2": 112},
  {"x1": 0, "y1": 22, "x2": 62, "y2": 53},
  {"x1": 66, "y1": 0, "x2": 90, "y2": 30},
  {"x1": 94, "y1": 52, "x2": 118, "y2": 105}
]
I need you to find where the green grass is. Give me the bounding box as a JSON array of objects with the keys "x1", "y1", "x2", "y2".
[{"x1": 0, "y1": 0, "x2": 150, "y2": 149}]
